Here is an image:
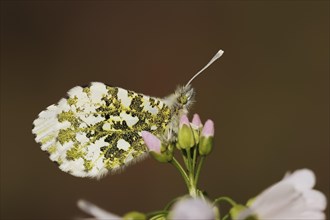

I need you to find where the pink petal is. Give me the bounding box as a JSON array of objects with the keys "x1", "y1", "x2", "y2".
[
  {"x1": 141, "y1": 131, "x2": 161, "y2": 154},
  {"x1": 192, "y1": 114, "x2": 202, "y2": 128},
  {"x1": 180, "y1": 115, "x2": 190, "y2": 127},
  {"x1": 201, "y1": 120, "x2": 214, "y2": 137}
]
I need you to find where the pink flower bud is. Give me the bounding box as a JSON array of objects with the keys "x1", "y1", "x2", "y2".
[
  {"x1": 180, "y1": 115, "x2": 190, "y2": 127},
  {"x1": 141, "y1": 131, "x2": 161, "y2": 154},
  {"x1": 178, "y1": 115, "x2": 195, "y2": 149},
  {"x1": 192, "y1": 114, "x2": 202, "y2": 128},
  {"x1": 201, "y1": 120, "x2": 214, "y2": 137}
]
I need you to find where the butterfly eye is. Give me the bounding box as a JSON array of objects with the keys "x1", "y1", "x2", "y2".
[{"x1": 178, "y1": 95, "x2": 188, "y2": 105}]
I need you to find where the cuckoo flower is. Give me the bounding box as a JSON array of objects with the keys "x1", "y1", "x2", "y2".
[
  {"x1": 191, "y1": 114, "x2": 203, "y2": 129},
  {"x1": 190, "y1": 114, "x2": 203, "y2": 144},
  {"x1": 201, "y1": 120, "x2": 214, "y2": 137},
  {"x1": 178, "y1": 115, "x2": 195, "y2": 149},
  {"x1": 199, "y1": 119, "x2": 215, "y2": 156},
  {"x1": 170, "y1": 197, "x2": 215, "y2": 220},
  {"x1": 235, "y1": 169, "x2": 327, "y2": 220},
  {"x1": 141, "y1": 131, "x2": 161, "y2": 154},
  {"x1": 141, "y1": 131, "x2": 173, "y2": 163}
]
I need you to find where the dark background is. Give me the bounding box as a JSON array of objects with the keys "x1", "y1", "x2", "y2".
[{"x1": 1, "y1": 1, "x2": 329, "y2": 219}]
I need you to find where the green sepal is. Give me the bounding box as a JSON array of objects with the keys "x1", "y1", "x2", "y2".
[
  {"x1": 246, "y1": 197, "x2": 256, "y2": 207},
  {"x1": 123, "y1": 211, "x2": 146, "y2": 220},
  {"x1": 150, "y1": 150, "x2": 173, "y2": 163},
  {"x1": 178, "y1": 124, "x2": 195, "y2": 149},
  {"x1": 229, "y1": 204, "x2": 246, "y2": 220},
  {"x1": 230, "y1": 204, "x2": 259, "y2": 220},
  {"x1": 192, "y1": 129, "x2": 200, "y2": 145},
  {"x1": 167, "y1": 143, "x2": 174, "y2": 154},
  {"x1": 198, "y1": 137, "x2": 213, "y2": 155}
]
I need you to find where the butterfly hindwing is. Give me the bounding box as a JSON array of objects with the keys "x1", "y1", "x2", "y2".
[{"x1": 32, "y1": 82, "x2": 172, "y2": 178}]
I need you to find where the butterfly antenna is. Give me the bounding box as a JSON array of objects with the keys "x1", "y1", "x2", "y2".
[{"x1": 186, "y1": 49, "x2": 224, "y2": 87}]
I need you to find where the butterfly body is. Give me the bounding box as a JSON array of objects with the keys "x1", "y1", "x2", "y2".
[{"x1": 33, "y1": 82, "x2": 193, "y2": 178}]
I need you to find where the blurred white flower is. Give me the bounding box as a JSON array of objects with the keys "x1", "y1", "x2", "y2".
[
  {"x1": 236, "y1": 169, "x2": 327, "y2": 220},
  {"x1": 77, "y1": 199, "x2": 121, "y2": 220},
  {"x1": 170, "y1": 197, "x2": 215, "y2": 220}
]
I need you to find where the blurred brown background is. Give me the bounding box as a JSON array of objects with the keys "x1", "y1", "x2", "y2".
[{"x1": 1, "y1": 1, "x2": 329, "y2": 220}]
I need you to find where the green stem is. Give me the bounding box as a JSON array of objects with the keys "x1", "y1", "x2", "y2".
[
  {"x1": 185, "y1": 148, "x2": 198, "y2": 197},
  {"x1": 185, "y1": 148, "x2": 193, "y2": 172},
  {"x1": 213, "y1": 196, "x2": 237, "y2": 207},
  {"x1": 188, "y1": 177, "x2": 197, "y2": 197},
  {"x1": 146, "y1": 210, "x2": 168, "y2": 218},
  {"x1": 182, "y1": 152, "x2": 189, "y2": 171},
  {"x1": 196, "y1": 189, "x2": 205, "y2": 198},
  {"x1": 214, "y1": 205, "x2": 221, "y2": 220},
  {"x1": 171, "y1": 158, "x2": 190, "y2": 190},
  {"x1": 149, "y1": 213, "x2": 166, "y2": 220},
  {"x1": 192, "y1": 144, "x2": 198, "y2": 175},
  {"x1": 194, "y1": 156, "x2": 205, "y2": 185}
]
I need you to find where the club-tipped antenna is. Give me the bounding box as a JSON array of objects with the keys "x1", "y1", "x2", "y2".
[{"x1": 186, "y1": 49, "x2": 224, "y2": 87}]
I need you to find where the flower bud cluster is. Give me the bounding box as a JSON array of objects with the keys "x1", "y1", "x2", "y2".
[
  {"x1": 142, "y1": 114, "x2": 215, "y2": 162},
  {"x1": 178, "y1": 114, "x2": 214, "y2": 156}
]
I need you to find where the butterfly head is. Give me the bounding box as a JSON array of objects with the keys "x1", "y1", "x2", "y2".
[{"x1": 176, "y1": 85, "x2": 194, "y2": 108}]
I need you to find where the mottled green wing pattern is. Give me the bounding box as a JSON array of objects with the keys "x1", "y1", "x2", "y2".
[{"x1": 32, "y1": 82, "x2": 171, "y2": 178}]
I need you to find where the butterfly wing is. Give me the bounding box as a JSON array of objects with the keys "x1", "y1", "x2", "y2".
[{"x1": 32, "y1": 82, "x2": 172, "y2": 178}]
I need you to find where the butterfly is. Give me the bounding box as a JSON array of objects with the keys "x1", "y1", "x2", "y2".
[{"x1": 32, "y1": 50, "x2": 224, "y2": 179}]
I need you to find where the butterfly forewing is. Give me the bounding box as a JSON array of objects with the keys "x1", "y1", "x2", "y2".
[{"x1": 32, "y1": 82, "x2": 172, "y2": 178}]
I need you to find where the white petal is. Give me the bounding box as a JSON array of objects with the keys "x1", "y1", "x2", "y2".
[
  {"x1": 170, "y1": 198, "x2": 215, "y2": 220},
  {"x1": 299, "y1": 211, "x2": 326, "y2": 220},
  {"x1": 267, "y1": 196, "x2": 308, "y2": 219},
  {"x1": 251, "y1": 183, "x2": 299, "y2": 217},
  {"x1": 240, "y1": 169, "x2": 326, "y2": 220},
  {"x1": 303, "y1": 189, "x2": 327, "y2": 210},
  {"x1": 77, "y1": 199, "x2": 121, "y2": 220},
  {"x1": 283, "y1": 169, "x2": 315, "y2": 191}
]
